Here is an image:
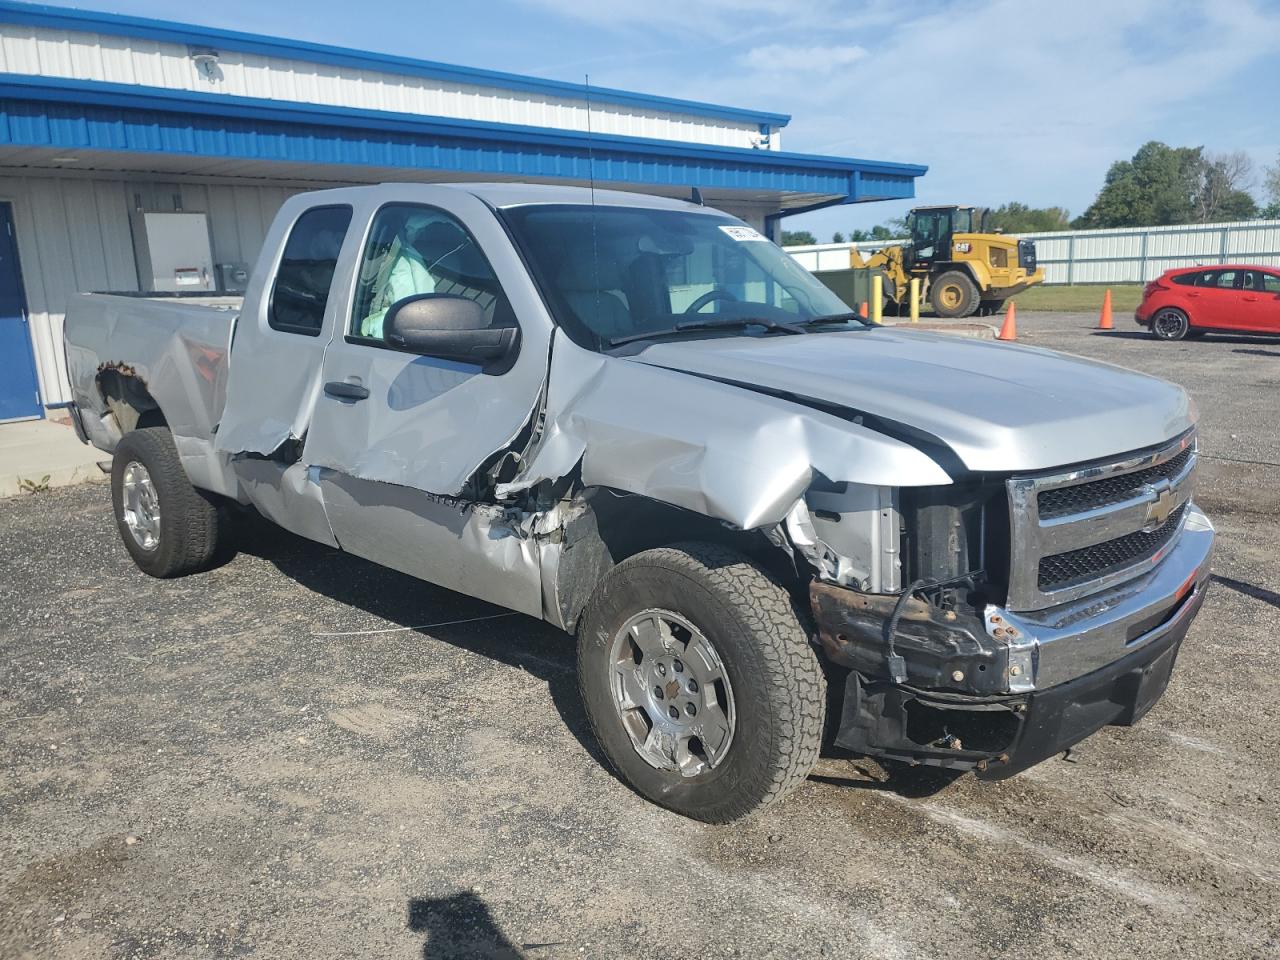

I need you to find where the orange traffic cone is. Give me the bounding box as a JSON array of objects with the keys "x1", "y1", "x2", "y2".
[
  {"x1": 859, "y1": 301, "x2": 869, "y2": 319},
  {"x1": 997, "y1": 300, "x2": 1017, "y2": 341},
  {"x1": 1097, "y1": 288, "x2": 1114, "y2": 330}
]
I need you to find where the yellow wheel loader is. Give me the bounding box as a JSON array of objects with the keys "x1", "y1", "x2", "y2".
[{"x1": 854, "y1": 206, "x2": 1045, "y2": 318}]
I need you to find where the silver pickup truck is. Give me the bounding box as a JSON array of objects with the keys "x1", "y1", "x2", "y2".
[{"x1": 65, "y1": 182, "x2": 1213, "y2": 823}]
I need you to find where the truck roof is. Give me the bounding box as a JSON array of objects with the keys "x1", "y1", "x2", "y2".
[{"x1": 298, "y1": 181, "x2": 715, "y2": 212}]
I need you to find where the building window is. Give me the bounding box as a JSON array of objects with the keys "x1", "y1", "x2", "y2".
[{"x1": 268, "y1": 205, "x2": 353, "y2": 336}]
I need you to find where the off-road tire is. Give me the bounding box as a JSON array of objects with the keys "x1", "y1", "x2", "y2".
[
  {"x1": 1150, "y1": 307, "x2": 1189, "y2": 341},
  {"x1": 577, "y1": 542, "x2": 826, "y2": 823},
  {"x1": 930, "y1": 270, "x2": 980, "y2": 318},
  {"x1": 111, "y1": 427, "x2": 226, "y2": 578}
]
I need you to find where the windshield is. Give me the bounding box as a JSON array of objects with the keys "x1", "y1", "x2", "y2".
[{"x1": 501, "y1": 204, "x2": 858, "y2": 348}]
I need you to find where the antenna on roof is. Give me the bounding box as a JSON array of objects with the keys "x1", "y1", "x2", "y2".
[
  {"x1": 584, "y1": 75, "x2": 602, "y2": 344},
  {"x1": 690, "y1": 187, "x2": 705, "y2": 206}
]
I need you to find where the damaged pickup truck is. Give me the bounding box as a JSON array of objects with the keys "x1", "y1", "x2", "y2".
[{"x1": 65, "y1": 183, "x2": 1213, "y2": 823}]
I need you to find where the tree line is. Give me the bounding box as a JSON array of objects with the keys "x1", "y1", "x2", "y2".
[{"x1": 785, "y1": 143, "x2": 1280, "y2": 245}]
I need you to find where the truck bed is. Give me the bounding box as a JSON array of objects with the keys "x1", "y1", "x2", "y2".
[{"x1": 64, "y1": 292, "x2": 241, "y2": 491}]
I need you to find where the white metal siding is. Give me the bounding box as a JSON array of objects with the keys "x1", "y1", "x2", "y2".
[
  {"x1": 0, "y1": 24, "x2": 775, "y2": 150},
  {"x1": 0, "y1": 174, "x2": 301, "y2": 406},
  {"x1": 1021, "y1": 220, "x2": 1280, "y2": 284}
]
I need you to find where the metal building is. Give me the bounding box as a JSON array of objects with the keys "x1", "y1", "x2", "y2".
[{"x1": 0, "y1": 0, "x2": 925, "y2": 421}]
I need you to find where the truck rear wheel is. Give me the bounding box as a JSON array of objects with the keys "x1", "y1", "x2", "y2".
[
  {"x1": 930, "y1": 271, "x2": 980, "y2": 318},
  {"x1": 110, "y1": 426, "x2": 227, "y2": 578},
  {"x1": 577, "y1": 542, "x2": 825, "y2": 823}
]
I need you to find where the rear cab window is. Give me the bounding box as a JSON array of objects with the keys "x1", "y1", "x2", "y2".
[{"x1": 269, "y1": 205, "x2": 354, "y2": 336}]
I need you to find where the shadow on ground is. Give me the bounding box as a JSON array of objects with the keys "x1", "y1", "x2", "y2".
[
  {"x1": 1211, "y1": 573, "x2": 1280, "y2": 610},
  {"x1": 227, "y1": 509, "x2": 602, "y2": 762},
  {"x1": 408, "y1": 892, "x2": 534, "y2": 959}
]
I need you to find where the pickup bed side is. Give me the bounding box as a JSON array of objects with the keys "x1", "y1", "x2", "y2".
[{"x1": 65, "y1": 292, "x2": 240, "y2": 496}]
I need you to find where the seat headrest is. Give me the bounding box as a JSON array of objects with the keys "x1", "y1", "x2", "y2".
[
  {"x1": 413, "y1": 220, "x2": 467, "y2": 260},
  {"x1": 557, "y1": 246, "x2": 624, "y2": 291}
]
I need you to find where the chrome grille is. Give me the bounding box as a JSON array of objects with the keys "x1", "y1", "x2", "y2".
[
  {"x1": 1039, "y1": 503, "x2": 1187, "y2": 592},
  {"x1": 1006, "y1": 431, "x2": 1196, "y2": 612},
  {"x1": 1038, "y1": 446, "x2": 1193, "y2": 519}
]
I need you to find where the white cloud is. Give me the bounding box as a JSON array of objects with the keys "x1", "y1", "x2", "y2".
[
  {"x1": 518, "y1": 0, "x2": 1279, "y2": 232},
  {"x1": 740, "y1": 44, "x2": 867, "y2": 74}
]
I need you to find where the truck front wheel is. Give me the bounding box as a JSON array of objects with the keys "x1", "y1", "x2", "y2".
[
  {"x1": 577, "y1": 542, "x2": 825, "y2": 823},
  {"x1": 930, "y1": 271, "x2": 980, "y2": 318},
  {"x1": 110, "y1": 426, "x2": 227, "y2": 578}
]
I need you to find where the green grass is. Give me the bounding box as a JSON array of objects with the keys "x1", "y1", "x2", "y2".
[{"x1": 1012, "y1": 283, "x2": 1143, "y2": 313}]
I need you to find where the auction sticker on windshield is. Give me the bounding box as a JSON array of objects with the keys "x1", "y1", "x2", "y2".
[{"x1": 719, "y1": 225, "x2": 768, "y2": 242}]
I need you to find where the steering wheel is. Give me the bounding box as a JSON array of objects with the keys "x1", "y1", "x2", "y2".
[{"x1": 684, "y1": 288, "x2": 740, "y2": 314}]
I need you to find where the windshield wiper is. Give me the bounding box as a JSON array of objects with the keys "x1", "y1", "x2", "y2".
[
  {"x1": 607, "y1": 317, "x2": 805, "y2": 348},
  {"x1": 797, "y1": 311, "x2": 868, "y2": 327}
]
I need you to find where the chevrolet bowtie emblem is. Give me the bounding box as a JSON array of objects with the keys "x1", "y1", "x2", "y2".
[{"x1": 1142, "y1": 481, "x2": 1177, "y2": 530}]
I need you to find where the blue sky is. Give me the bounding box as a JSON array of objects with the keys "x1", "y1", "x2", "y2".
[{"x1": 39, "y1": 0, "x2": 1280, "y2": 239}]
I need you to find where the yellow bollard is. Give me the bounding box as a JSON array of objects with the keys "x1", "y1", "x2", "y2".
[
  {"x1": 909, "y1": 277, "x2": 920, "y2": 323},
  {"x1": 871, "y1": 273, "x2": 883, "y2": 325}
]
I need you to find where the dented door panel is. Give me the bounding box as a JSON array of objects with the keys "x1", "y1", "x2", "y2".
[
  {"x1": 233, "y1": 460, "x2": 337, "y2": 548},
  {"x1": 316, "y1": 471, "x2": 544, "y2": 617},
  {"x1": 213, "y1": 192, "x2": 368, "y2": 460}
]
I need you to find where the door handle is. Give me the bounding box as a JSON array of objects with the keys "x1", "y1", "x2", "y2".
[
  {"x1": 1186, "y1": 292, "x2": 1200, "y2": 298},
  {"x1": 1243, "y1": 296, "x2": 1259, "y2": 302},
  {"x1": 323, "y1": 380, "x2": 370, "y2": 401}
]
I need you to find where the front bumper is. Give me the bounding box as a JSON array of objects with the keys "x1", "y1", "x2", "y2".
[{"x1": 811, "y1": 505, "x2": 1214, "y2": 776}]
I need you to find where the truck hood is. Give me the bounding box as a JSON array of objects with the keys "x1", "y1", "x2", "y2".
[{"x1": 625, "y1": 327, "x2": 1195, "y2": 474}]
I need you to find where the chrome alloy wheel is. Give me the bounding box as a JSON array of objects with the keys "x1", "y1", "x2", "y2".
[
  {"x1": 1153, "y1": 309, "x2": 1188, "y2": 339},
  {"x1": 608, "y1": 609, "x2": 736, "y2": 778},
  {"x1": 121, "y1": 460, "x2": 161, "y2": 551}
]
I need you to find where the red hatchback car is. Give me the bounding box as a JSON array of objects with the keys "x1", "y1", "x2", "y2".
[{"x1": 1136, "y1": 264, "x2": 1280, "y2": 340}]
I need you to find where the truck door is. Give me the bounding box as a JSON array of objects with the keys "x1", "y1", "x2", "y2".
[
  {"x1": 213, "y1": 200, "x2": 361, "y2": 545},
  {"x1": 300, "y1": 188, "x2": 554, "y2": 616}
]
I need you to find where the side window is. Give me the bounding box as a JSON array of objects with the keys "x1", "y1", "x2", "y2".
[
  {"x1": 1243, "y1": 271, "x2": 1280, "y2": 293},
  {"x1": 269, "y1": 205, "x2": 353, "y2": 336},
  {"x1": 350, "y1": 203, "x2": 514, "y2": 343},
  {"x1": 1204, "y1": 270, "x2": 1239, "y2": 289},
  {"x1": 1170, "y1": 272, "x2": 1198, "y2": 287}
]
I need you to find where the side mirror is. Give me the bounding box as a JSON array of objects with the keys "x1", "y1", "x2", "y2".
[{"x1": 384, "y1": 294, "x2": 518, "y2": 368}]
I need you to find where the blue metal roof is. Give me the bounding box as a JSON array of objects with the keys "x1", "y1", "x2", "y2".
[
  {"x1": 0, "y1": 75, "x2": 926, "y2": 204},
  {"x1": 0, "y1": 0, "x2": 791, "y2": 128}
]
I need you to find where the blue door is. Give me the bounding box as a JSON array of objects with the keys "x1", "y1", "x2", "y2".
[{"x1": 0, "y1": 203, "x2": 41, "y2": 421}]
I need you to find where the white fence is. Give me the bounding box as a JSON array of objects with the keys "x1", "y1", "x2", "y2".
[
  {"x1": 785, "y1": 219, "x2": 1280, "y2": 285},
  {"x1": 1021, "y1": 220, "x2": 1280, "y2": 284}
]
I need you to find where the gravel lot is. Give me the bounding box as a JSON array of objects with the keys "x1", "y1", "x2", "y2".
[{"x1": 3, "y1": 313, "x2": 1278, "y2": 959}]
